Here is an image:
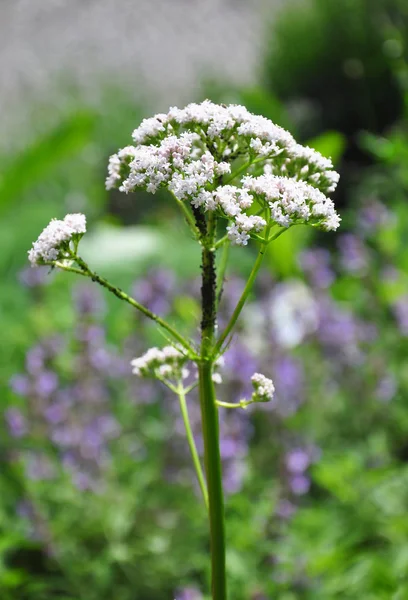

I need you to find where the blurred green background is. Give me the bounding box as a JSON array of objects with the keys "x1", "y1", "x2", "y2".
[{"x1": 3, "y1": 0, "x2": 408, "y2": 598}]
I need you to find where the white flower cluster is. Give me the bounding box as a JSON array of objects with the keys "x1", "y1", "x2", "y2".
[
  {"x1": 131, "y1": 345, "x2": 189, "y2": 381},
  {"x1": 189, "y1": 173, "x2": 340, "y2": 245},
  {"x1": 106, "y1": 100, "x2": 340, "y2": 243},
  {"x1": 250, "y1": 373, "x2": 275, "y2": 404},
  {"x1": 28, "y1": 214, "x2": 86, "y2": 266},
  {"x1": 285, "y1": 144, "x2": 340, "y2": 194},
  {"x1": 107, "y1": 132, "x2": 230, "y2": 199},
  {"x1": 243, "y1": 174, "x2": 340, "y2": 233},
  {"x1": 131, "y1": 100, "x2": 294, "y2": 152}
]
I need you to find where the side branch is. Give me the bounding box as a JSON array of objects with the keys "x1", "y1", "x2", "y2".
[
  {"x1": 213, "y1": 240, "x2": 268, "y2": 356},
  {"x1": 56, "y1": 256, "x2": 195, "y2": 356}
]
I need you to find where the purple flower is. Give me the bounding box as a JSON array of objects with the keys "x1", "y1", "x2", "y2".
[
  {"x1": 276, "y1": 499, "x2": 297, "y2": 519},
  {"x1": 18, "y1": 266, "x2": 50, "y2": 288},
  {"x1": 337, "y1": 234, "x2": 369, "y2": 275},
  {"x1": 76, "y1": 325, "x2": 105, "y2": 345},
  {"x1": 71, "y1": 470, "x2": 94, "y2": 491},
  {"x1": 26, "y1": 346, "x2": 45, "y2": 374},
  {"x1": 175, "y1": 587, "x2": 202, "y2": 600},
  {"x1": 89, "y1": 347, "x2": 112, "y2": 371},
  {"x1": 299, "y1": 248, "x2": 335, "y2": 289},
  {"x1": 73, "y1": 284, "x2": 105, "y2": 315},
  {"x1": 223, "y1": 460, "x2": 247, "y2": 494},
  {"x1": 289, "y1": 474, "x2": 311, "y2": 496},
  {"x1": 9, "y1": 374, "x2": 31, "y2": 397},
  {"x1": 44, "y1": 403, "x2": 67, "y2": 425},
  {"x1": 285, "y1": 448, "x2": 310, "y2": 474},
  {"x1": 5, "y1": 407, "x2": 27, "y2": 438},
  {"x1": 132, "y1": 269, "x2": 176, "y2": 315},
  {"x1": 273, "y1": 356, "x2": 305, "y2": 413},
  {"x1": 34, "y1": 371, "x2": 59, "y2": 398},
  {"x1": 376, "y1": 374, "x2": 397, "y2": 402},
  {"x1": 357, "y1": 199, "x2": 390, "y2": 234},
  {"x1": 316, "y1": 297, "x2": 362, "y2": 359},
  {"x1": 26, "y1": 454, "x2": 55, "y2": 481},
  {"x1": 393, "y1": 296, "x2": 408, "y2": 336},
  {"x1": 224, "y1": 342, "x2": 258, "y2": 397}
]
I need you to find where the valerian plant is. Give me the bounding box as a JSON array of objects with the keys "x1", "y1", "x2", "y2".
[{"x1": 28, "y1": 100, "x2": 340, "y2": 600}]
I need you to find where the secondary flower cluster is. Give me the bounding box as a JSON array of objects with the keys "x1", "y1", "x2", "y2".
[
  {"x1": 131, "y1": 345, "x2": 189, "y2": 382},
  {"x1": 106, "y1": 100, "x2": 340, "y2": 246},
  {"x1": 28, "y1": 214, "x2": 86, "y2": 266},
  {"x1": 106, "y1": 133, "x2": 231, "y2": 198},
  {"x1": 250, "y1": 373, "x2": 275, "y2": 403}
]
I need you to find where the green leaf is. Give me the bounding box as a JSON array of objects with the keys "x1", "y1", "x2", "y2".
[{"x1": 0, "y1": 111, "x2": 95, "y2": 213}]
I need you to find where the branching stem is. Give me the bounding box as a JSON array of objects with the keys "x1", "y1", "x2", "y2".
[{"x1": 54, "y1": 256, "x2": 196, "y2": 357}]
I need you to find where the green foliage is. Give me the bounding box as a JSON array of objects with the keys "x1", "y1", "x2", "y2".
[{"x1": 263, "y1": 0, "x2": 406, "y2": 138}]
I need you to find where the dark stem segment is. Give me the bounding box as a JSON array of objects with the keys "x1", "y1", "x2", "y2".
[
  {"x1": 201, "y1": 246, "x2": 217, "y2": 337},
  {"x1": 199, "y1": 241, "x2": 227, "y2": 600}
]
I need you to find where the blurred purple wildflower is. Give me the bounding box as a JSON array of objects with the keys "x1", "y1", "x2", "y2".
[
  {"x1": 289, "y1": 474, "x2": 311, "y2": 496},
  {"x1": 299, "y1": 248, "x2": 335, "y2": 289},
  {"x1": 5, "y1": 407, "x2": 27, "y2": 438},
  {"x1": 276, "y1": 499, "x2": 297, "y2": 520},
  {"x1": 132, "y1": 268, "x2": 176, "y2": 315},
  {"x1": 357, "y1": 198, "x2": 390, "y2": 235},
  {"x1": 73, "y1": 284, "x2": 105, "y2": 315},
  {"x1": 337, "y1": 233, "x2": 369, "y2": 275},
  {"x1": 9, "y1": 374, "x2": 31, "y2": 397},
  {"x1": 18, "y1": 265, "x2": 50, "y2": 288},
  {"x1": 175, "y1": 587, "x2": 202, "y2": 600},
  {"x1": 285, "y1": 448, "x2": 310, "y2": 474},
  {"x1": 393, "y1": 295, "x2": 408, "y2": 336},
  {"x1": 273, "y1": 356, "x2": 305, "y2": 414},
  {"x1": 376, "y1": 374, "x2": 397, "y2": 402}
]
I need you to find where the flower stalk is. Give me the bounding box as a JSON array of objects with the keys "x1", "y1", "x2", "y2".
[{"x1": 198, "y1": 220, "x2": 227, "y2": 599}]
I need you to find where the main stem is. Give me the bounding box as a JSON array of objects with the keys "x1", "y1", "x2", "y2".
[{"x1": 199, "y1": 224, "x2": 227, "y2": 599}]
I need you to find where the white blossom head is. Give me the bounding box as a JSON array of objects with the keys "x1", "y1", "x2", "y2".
[
  {"x1": 131, "y1": 345, "x2": 188, "y2": 382},
  {"x1": 250, "y1": 373, "x2": 275, "y2": 404},
  {"x1": 106, "y1": 101, "x2": 340, "y2": 245},
  {"x1": 28, "y1": 214, "x2": 86, "y2": 266}
]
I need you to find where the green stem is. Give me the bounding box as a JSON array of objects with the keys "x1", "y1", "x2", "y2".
[
  {"x1": 222, "y1": 156, "x2": 266, "y2": 185},
  {"x1": 177, "y1": 385, "x2": 209, "y2": 509},
  {"x1": 216, "y1": 241, "x2": 230, "y2": 308},
  {"x1": 169, "y1": 191, "x2": 201, "y2": 239},
  {"x1": 213, "y1": 238, "x2": 268, "y2": 357},
  {"x1": 214, "y1": 234, "x2": 229, "y2": 249},
  {"x1": 216, "y1": 400, "x2": 250, "y2": 409},
  {"x1": 61, "y1": 255, "x2": 195, "y2": 357},
  {"x1": 198, "y1": 361, "x2": 226, "y2": 600}
]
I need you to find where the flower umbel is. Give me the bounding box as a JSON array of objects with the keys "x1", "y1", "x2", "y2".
[
  {"x1": 131, "y1": 345, "x2": 189, "y2": 382},
  {"x1": 28, "y1": 214, "x2": 86, "y2": 266},
  {"x1": 106, "y1": 100, "x2": 340, "y2": 247},
  {"x1": 250, "y1": 372, "x2": 275, "y2": 403}
]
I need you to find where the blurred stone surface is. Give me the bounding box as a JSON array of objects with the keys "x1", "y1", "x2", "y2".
[{"x1": 0, "y1": 0, "x2": 284, "y2": 140}]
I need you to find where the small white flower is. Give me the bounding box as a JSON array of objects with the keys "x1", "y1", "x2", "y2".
[
  {"x1": 131, "y1": 345, "x2": 188, "y2": 381},
  {"x1": 251, "y1": 373, "x2": 275, "y2": 403},
  {"x1": 28, "y1": 213, "x2": 87, "y2": 266},
  {"x1": 243, "y1": 175, "x2": 340, "y2": 231},
  {"x1": 63, "y1": 213, "x2": 86, "y2": 234}
]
